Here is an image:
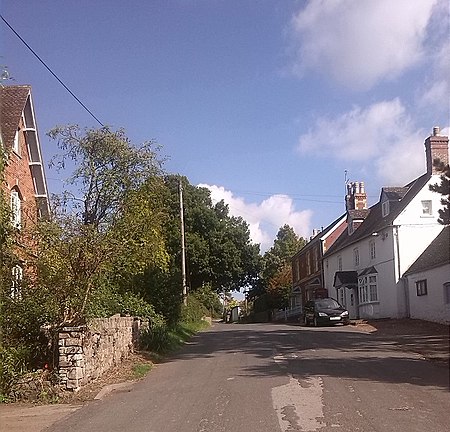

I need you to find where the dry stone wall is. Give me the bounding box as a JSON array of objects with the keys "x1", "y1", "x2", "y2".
[{"x1": 58, "y1": 315, "x2": 148, "y2": 391}]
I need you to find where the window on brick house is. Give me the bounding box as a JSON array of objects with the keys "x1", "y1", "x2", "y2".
[
  {"x1": 10, "y1": 190, "x2": 21, "y2": 229},
  {"x1": 11, "y1": 265, "x2": 23, "y2": 299},
  {"x1": 13, "y1": 129, "x2": 20, "y2": 154},
  {"x1": 416, "y1": 280, "x2": 427, "y2": 296}
]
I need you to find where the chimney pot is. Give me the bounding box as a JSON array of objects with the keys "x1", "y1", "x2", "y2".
[{"x1": 433, "y1": 126, "x2": 440, "y2": 136}]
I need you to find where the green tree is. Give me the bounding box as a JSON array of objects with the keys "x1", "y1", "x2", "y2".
[
  {"x1": 430, "y1": 160, "x2": 450, "y2": 225},
  {"x1": 161, "y1": 176, "x2": 261, "y2": 296},
  {"x1": 261, "y1": 225, "x2": 306, "y2": 309},
  {"x1": 35, "y1": 126, "x2": 168, "y2": 322}
]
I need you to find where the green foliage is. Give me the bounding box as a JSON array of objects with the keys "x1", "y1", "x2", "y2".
[
  {"x1": 191, "y1": 284, "x2": 222, "y2": 316},
  {"x1": 430, "y1": 160, "x2": 450, "y2": 225},
  {"x1": 162, "y1": 175, "x2": 262, "y2": 294},
  {"x1": 0, "y1": 346, "x2": 29, "y2": 398},
  {"x1": 256, "y1": 225, "x2": 306, "y2": 311},
  {"x1": 180, "y1": 295, "x2": 208, "y2": 323},
  {"x1": 35, "y1": 126, "x2": 169, "y2": 323}
]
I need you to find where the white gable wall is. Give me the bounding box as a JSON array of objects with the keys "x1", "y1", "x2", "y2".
[
  {"x1": 406, "y1": 264, "x2": 450, "y2": 324},
  {"x1": 394, "y1": 175, "x2": 445, "y2": 277}
]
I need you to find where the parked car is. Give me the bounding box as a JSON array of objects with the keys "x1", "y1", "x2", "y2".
[{"x1": 303, "y1": 298, "x2": 350, "y2": 326}]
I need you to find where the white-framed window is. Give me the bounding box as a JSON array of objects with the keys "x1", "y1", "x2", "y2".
[
  {"x1": 11, "y1": 265, "x2": 23, "y2": 299},
  {"x1": 416, "y1": 279, "x2": 427, "y2": 296},
  {"x1": 444, "y1": 282, "x2": 450, "y2": 304},
  {"x1": 382, "y1": 200, "x2": 390, "y2": 217},
  {"x1": 13, "y1": 129, "x2": 20, "y2": 154},
  {"x1": 358, "y1": 274, "x2": 378, "y2": 304},
  {"x1": 370, "y1": 241, "x2": 376, "y2": 260},
  {"x1": 10, "y1": 190, "x2": 21, "y2": 229},
  {"x1": 338, "y1": 256, "x2": 342, "y2": 271},
  {"x1": 353, "y1": 247, "x2": 360, "y2": 266},
  {"x1": 421, "y1": 200, "x2": 432, "y2": 216}
]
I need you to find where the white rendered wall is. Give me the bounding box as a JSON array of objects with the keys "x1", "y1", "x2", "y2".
[{"x1": 406, "y1": 264, "x2": 450, "y2": 324}]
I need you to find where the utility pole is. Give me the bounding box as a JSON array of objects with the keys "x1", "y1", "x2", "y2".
[{"x1": 179, "y1": 180, "x2": 188, "y2": 305}]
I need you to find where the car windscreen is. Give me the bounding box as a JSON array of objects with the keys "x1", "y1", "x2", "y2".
[{"x1": 316, "y1": 299, "x2": 340, "y2": 309}]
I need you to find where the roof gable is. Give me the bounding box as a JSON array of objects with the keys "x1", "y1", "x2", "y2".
[
  {"x1": 0, "y1": 85, "x2": 30, "y2": 148},
  {"x1": 405, "y1": 226, "x2": 450, "y2": 274},
  {"x1": 325, "y1": 173, "x2": 431, "y2": 257}
]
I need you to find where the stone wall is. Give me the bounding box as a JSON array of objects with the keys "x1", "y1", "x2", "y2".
[{"x1": 58, "y1": 315, "x2": 148, "y2": 391}]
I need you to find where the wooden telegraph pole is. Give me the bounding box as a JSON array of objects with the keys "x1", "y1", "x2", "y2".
[{"x1": 179, "y1": 180, "x2": 187, "y2": 305}]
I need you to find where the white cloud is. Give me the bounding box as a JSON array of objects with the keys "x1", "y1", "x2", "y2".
[
  {"x1": 198, "y1": 184, "x2": 312, "y2": 253},
  {"x1": 297, "y1": 99, "x2": 428, "y2": 185},
  {"x1": 289, "y1": 0, "x2": 438, "y2": 89}
]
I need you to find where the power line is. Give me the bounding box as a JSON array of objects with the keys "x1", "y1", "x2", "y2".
[{"x1": 0, "y1": 14, "x2": 104, "y2": 127}]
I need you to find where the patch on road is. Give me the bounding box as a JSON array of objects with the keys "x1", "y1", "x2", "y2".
[{"x1": 271, "y1": 375, "x2": 325, "y2": 432}]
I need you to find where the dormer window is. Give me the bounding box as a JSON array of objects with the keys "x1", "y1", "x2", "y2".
[{"x1": 382, "y1": 200, "x2": 390, "y2": 217}]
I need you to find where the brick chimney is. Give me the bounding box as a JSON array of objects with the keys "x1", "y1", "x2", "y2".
[
  {"x1": 345, "y1": 181, "x2": 367, "y2": 211},
  {"x1": 424, "y1": 126, "x2": 449, "y2": 175}
]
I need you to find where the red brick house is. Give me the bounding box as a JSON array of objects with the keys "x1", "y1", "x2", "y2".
[
  {"x1": 290, "y1": 214, "x2": 347, "y2": 313},
  {"x1": 1, "y1": 85, "x2": 50, "y2": 289},
  {"x1": 1, "y1": 85, "x2": 49, "y2": 225}
]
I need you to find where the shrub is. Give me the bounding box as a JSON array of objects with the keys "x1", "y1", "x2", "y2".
[{"x1": 0, "y1": 346, "x2": 29, "y2": 399}]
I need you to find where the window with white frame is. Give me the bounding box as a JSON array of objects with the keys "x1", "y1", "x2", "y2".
[
  {"x1": 358, "y1": 274, "x2": 378, "y2": 304},
  {"x1": 416, "y1": 279, "x2": 427, "y2": 296},
  {"x1": 13, "y1": 129, "x2": 20, "y2": 154},
  {"x1": 369, "y1": 240, "x2": 376, "y2": 260},
  {"x1": 10, "y1": 190, "x2": 21, "y2": 229},
  {"x1": 421, "y1": 200, "x2": 432, "y2": 216},
  {"x1": 353, "y1": 248, "x2": 360, "y2": 266},
  {"x1": 11, "y1": 265, "x2": 23, "y2": 299},
  {"x1": 444, "y1": 282, "x2": 450, "y2": 304}
]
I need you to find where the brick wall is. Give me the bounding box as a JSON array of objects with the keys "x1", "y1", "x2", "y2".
[
  {"x1": 3, "y1": 116, "x2": 38, "y2": 228},
  {"x1": 58, "y1": 315, "x2": 148, "y2": 391}
]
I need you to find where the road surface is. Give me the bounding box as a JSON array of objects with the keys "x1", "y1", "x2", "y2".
[{"x1": 46, "y1": 322, "x2": 449, "y2": 432}]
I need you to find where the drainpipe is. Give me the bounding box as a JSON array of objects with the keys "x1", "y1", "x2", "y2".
[{"x1": 394, "y1": 225, "x2": 407, "y2": 318}]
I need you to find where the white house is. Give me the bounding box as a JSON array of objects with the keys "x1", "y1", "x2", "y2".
[
  {"x1": 403, "y1": 226, "x2": 450, "y2": 324},
  {"x1": 323, "y1": 128, "x2": 448, "y2": 320}
]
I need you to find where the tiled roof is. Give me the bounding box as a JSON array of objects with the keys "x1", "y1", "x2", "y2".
[
  {"x1": 292, "y1": 213, "x2": 345, "y2": 258},
  {"x1": 348, "y1": 209, "x2": 370, "y2": 219},
  {"x1": 325, "y1": 173, "x2": 431, "y2": 257},
  {"x1": 404, "y1": 226, "x2": 450, "y2": 274},
  {"x1": 0, "y1": 85, "x2": 31, "y2": 148},
  {"x1": 381, "y1": 187, "x2": 408, "y2": 201}
]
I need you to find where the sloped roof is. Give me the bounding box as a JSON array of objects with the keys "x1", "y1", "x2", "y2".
[
  {"x1": 333, "y1": 271, "x2": 357, "y2": 287},
  {"x1": 325, "y1": 173, "x2": 431, "y2": 257},
  {"x1": 381, "y1": 187, "x2": 408, "y2": 201},
  {"x1": 404, "y1": 226, "x2": 450, "y2": 275},
  {"x1": 0, "y1": 85, "x2": 31, "y2": 148},
  {"x1": 348, "y1": 209, "x2": 370, "y2": 220},
  {"x1": 292, "y1": 213, "x2": 346, "y2": 259}
]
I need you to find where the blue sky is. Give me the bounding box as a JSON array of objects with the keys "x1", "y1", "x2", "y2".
[{"x1": 2, "y1": 0, "x2": 449, "y2": 252}]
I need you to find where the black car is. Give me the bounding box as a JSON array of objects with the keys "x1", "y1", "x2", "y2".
[{"x1": 303, "y1": 298, "x2": 350, "y2": 326}]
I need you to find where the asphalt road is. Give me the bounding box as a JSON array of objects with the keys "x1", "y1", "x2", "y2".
[{"x1": 46, "y1": 323, "x2": 449, "y2": 432}]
